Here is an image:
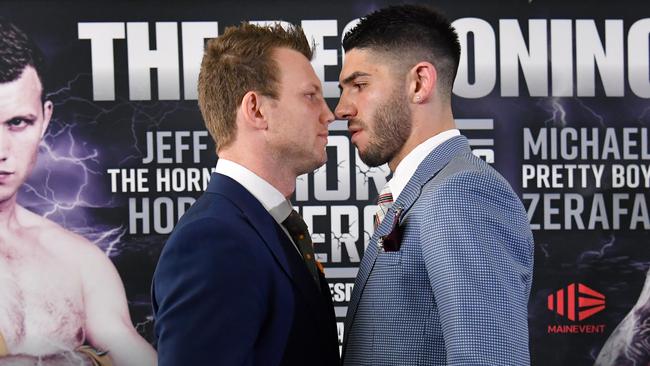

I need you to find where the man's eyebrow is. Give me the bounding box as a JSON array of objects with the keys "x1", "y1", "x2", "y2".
[
  {"x1": 309, "y1": 83, "x2": 322, "y2": 93},
  {"x1": 2, "y1": 114, "x2": 37, "y2": 124},
  {"x1": 338, "y1": 71, "x2": 371, "y2": 91},
  {"x1": 301, "y1": 82, "x2": 322, "y2": 95}
]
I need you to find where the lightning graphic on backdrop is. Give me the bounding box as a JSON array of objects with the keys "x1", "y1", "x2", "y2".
[{"x1": 19, "y1": 73, "x2": 195, "y2": 255}]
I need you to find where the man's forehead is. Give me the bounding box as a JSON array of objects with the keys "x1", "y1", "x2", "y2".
[
  {"x1": 273, "y1": 47, "x2": 301, "y2": 62},
  {"x1": 0, "y1": 67, "x2": 43, "y2": 93},
  {"x1": 0, "y1": 68, "x2": 44, "y2": 118},
  {"x1": 341, "y1": 48, "x2": 372, "y2": 68},
  {"x1": 273, "y1": 49, "x2": 323, "y2": 90},
  {"x1": 339, "y1": 48, "x2": 390, "y2": 81}
]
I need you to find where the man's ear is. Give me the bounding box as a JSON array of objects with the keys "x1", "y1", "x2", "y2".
[
  {"x1": 40, "y1": 100, "x2": 53, "y2": 138},
  {"x1": 408, "y1": 61, "x2": 437, "y2": 104},
  {"x1": 240, "y1": 91, "x2": 269, "y2": 130}
]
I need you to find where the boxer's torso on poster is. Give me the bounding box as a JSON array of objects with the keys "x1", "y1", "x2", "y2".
[{"x1": 0, "y1": 225, "x2": 85, "y2": 356}]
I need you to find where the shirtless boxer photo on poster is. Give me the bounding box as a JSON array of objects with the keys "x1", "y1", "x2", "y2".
[{"x1": 0, "y1": 18, "x2": 156, "y2": 366}]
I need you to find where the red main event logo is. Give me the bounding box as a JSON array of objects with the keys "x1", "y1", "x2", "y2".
[{"x1": 547, "y1": 283, "x2": 606, "y2": 334}]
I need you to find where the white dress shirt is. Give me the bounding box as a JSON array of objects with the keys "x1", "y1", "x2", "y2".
[
  {"x1": 215, "y1": 159, "x2": 301, "y2": 255},
  {"x1": 388, "y1": 129, "x2": 460, "y2": 200}
]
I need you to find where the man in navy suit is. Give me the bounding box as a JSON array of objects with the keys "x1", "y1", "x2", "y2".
[
  {"x1": 336, "y1": 5, "x2": 534, "y2": 365},
  {"x1": 152, "y1": 23, "x2": 340, "y2": 365}
]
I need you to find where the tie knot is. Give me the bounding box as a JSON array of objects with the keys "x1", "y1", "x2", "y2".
[
  {"x1": 283, "y1": 209, "x2": 309, "y2": 238},
  {"x1": 377, "y1": 184, "x2": 393, "y2": 205},
  {"x1": 374, "y1": 183, "x2": 394, "y2": 229}
]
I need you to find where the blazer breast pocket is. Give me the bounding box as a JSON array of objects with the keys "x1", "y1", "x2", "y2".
[{"x1": 375, "y1": 247, "x2": 403, "y2": 266}]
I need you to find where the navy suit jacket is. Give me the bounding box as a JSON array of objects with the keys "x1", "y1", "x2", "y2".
[
  {"x1": 152, "y1": 173, "x2": 340, "y2": 366},
  {"x1": 343, "y1": 136, "x2": 534, "y2": 365}
]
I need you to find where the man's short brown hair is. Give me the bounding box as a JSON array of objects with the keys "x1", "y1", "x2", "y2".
[{"x1": 198, "y1": 23, "x2": 312, "y2": 150}]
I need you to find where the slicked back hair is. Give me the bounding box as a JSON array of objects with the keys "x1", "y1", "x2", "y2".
[
  {"x1": 0, "y1": 18, "x2": 47, "y2": 100},
  {"x1": 198, "y1": 23, "x2": 313, "y2": 150},
  {"x1": 343, "y1": 5, "x2": 460, "y2": 100}
]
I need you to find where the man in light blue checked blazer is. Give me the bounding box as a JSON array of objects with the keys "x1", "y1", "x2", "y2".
[{"x1": 335, "y1": 5, "x2": 534, "y2": 365}]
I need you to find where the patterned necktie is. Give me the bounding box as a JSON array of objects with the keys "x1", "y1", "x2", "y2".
[
  {"x1": 374, "y1": 183, "x2": 394, "y2": 229},
  {"x1": 282, "y1": 210, "x2": 321, "y2": 290}
]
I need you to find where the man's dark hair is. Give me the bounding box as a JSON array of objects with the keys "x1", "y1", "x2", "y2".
[
  {"x1": 343, "y1": 5, "x2": 460, "y2": 99},
  {"x1": 0, "y1": 18, "x2": 47, "y2": 98}
]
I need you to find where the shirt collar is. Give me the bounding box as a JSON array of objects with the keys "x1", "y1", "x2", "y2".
[
  {"x1": 388, "y1": 129, "x2": 460, "y2": 200},
  {"x1": 215, "y1": 159, "x2": 293, "y2": 224}
]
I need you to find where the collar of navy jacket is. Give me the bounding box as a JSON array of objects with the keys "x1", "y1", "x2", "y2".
[
  {"x1": 343, "y1": 134, "x2": 472, "y2": 347},
  {"x1": 206, "y1": 172, "x2": 332, "y2": 318}
]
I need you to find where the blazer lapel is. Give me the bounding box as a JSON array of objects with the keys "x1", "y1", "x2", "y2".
[
  {"x1": 400, "y1": 135, "x2": 472, "y2": 218},
  {"x1": 206, "y1": 173, "x2": 327, "y2": 313},
  {"x1": 343, "y1": 135, "x2": 472, "y2": 347}
]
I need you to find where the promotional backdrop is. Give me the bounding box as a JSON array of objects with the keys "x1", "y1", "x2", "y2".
[{"x1": 2, "y1": 0, "x2": 650, "y2": 364}]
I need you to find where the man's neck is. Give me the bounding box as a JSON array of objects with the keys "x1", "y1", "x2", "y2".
[
  {"x1": 217, "y1": 150, "x2": 296, "y2": 198},
  {"x1": 388, "y1": 106, "x2": 455, "y2": 172},
  {"x1": 0, "y1": 197, "x2": 19, "y2": 231}
]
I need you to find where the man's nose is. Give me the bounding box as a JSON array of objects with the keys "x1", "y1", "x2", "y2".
[
  {"x1": 321, "y1": 101, "x2": 335, "y2": 125},
  {"x1": 0, "y1": 129, "x2": 9, "y2": 162},
  {"x1": 335, "y1": 97, "x2": 356, "y2": 120}
]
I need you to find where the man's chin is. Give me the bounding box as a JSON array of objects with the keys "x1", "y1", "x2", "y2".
[
  {"x1": 358, "y1": 151, "x2": 387, "y2": 168},
  {"x1": 0, "y1": 190, "x2": 18, "y2": 207},
  {"x1": 296, "y1": 157, "x2": 326, "y2": 176}
]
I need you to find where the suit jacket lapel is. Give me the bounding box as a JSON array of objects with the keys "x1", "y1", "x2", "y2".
[
  {"x1": 343, "y1": 135, "x2": 472, "y2": 348},
  {"x1": 206, "y1": 173, "x2": 327, "y2": 313},
  {"x1": 400, "y1": 135, "x2": 472, "y2": 218}
]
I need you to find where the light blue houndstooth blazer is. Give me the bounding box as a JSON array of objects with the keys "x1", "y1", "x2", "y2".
[{"x1": 342, "y1": 135, "x2": 534, "y2": 366}]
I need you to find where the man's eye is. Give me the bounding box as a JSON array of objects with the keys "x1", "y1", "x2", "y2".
[
  {"x1": 9, "y1": 118, "x2": 26, "y2": 127},
  {"x1": 306, "y1": 93, "x2": 322, "y2": 102},
  {"x1": 354, "y1": 83, "x2": 366, "y2": 90},
  {"x1": 7, "y1": 118, "x2": 32, "y2": 130}
]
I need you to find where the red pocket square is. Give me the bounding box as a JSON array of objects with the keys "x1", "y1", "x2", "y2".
[{"x1": 380, "y1": 208, "x2": 403, "y2": 252}]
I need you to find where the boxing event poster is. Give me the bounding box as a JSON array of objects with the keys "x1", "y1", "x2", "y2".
[{"x1": 2, "y1": 0, "x2": 649, "y2": 364}]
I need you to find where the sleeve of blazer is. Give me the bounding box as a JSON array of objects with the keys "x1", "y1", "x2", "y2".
[
  {"x1": 420, "y1": 170, "x2": 534, "y2": 365},
  {"x1": 153, "y1": 215, "x2": 271, "y2": 366}
]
